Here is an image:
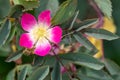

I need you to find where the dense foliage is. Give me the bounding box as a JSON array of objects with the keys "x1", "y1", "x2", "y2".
[{"x1": 0, "y1": 0, "x2": 120, "y2": 80}]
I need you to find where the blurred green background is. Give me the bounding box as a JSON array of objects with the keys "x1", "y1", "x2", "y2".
[
  {"x1": 0, "y1": 0, "x2": 120, "y2": 79},
  {"x1": 104, "y1": 0, "x2": 120, "y2": 65}
]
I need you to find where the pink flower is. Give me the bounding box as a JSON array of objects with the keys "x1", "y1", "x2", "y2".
[
  {"x1": 60, "y1": 64, "x2": 76, "y2": 74},
  {"x1": 19, "y1": 10, "x2": 62, "y2": 56}
]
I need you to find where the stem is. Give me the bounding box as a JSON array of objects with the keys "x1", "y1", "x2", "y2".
[
  {"x1": 62, "y1": 31, "x2": 75, "y2": 39},
  {"x1": 88, "y1": 0, "x2": 103, "y2": 28},
  {"x1": 51, "y1": 49, "x2": 73, "y2": 80},
  {"x1": 68, "y1": 11, "x2": 79, "y2": 30},
  {"x1": 101, "y1": 40, "x2": 105, "y2": 60},
  {"x1": 67, "y1": 33, "x2": 73, "y2": 46},
  {"x1": 88, "y1": 0, "x2": 105, "y2": 59}
]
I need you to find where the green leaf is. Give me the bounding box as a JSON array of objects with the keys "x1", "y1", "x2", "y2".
[
  {"x1": 44, "y1": 74, "x2": 51, "y2": 80},
  {"x1": 104, "y1": 59, "x2": 120, "y2": 75},
  {"x1": 75, "y1": 19, "x2": 98, "y2": 31},
  {"x1": 27, "y1": 66, "x2": 49, "y2": 80},
  {"x1": 6, "y1": 64, "x2": 32, "y2": 80},
  {"x1": 13, "y1": 0, "x2": 39, "y2": 10},
  {"x1": 0, "y1": 0, "x2": 10, "y2": 17},
  {"x1": 46, "y1": 0, "x2": 59, "y2": 16},
  {"x1": 52, "y1": 0, "x2": 77, "y2": 25},
  {"x1": 68, "y1": 11, "x2": 79, "y2": 30},
  {"x1": 0, "y1": 19, "x2": 11, "y2": 47},
  {"x1": 59, "y1": 53, "x2": 104, "y2": 70},
  {"x1": 85, "y1": 28, "x2": 119, "y2": 40},
  {"x1": 112, "y1": 74, "x2": 120, "y2": 80},
  {"x1": 32, "y1": 55, "x2": 44, "y2": 66},
  {"x1": 43, "y1": 56, "x2": 56, "y2": 67},
  {"x1": 94, "y1": 0, "x2": 112, "y2": 18},
  {"x1": 8, "y1": 5, "x2": 24, "y2": 18},
  {"x1": 73, "y1": 32, "x2": 98, "y2": 55},
  {"x1": 51, "y1": 61, "x2": 62, "y2": 80},
  {"x1": 72, "y1": 79, "x2": 79, "y2": 80},
  {"x1": 5, "y1": 49, "x2": 23, "y2": 62},
  {"x1": 16, "y1": 64, "x2": 33, "y2": 77},
  {"x1": 76, "y1": 0, "x2": 89, "y2": 20},
  {"x1": 62, "y1": 73, "x2": 70, "y2": 80},
  {"x1": 0, "y1": 44, "x2": 12, "y2": 57},
  {"x1": 6, "y1": 69, "x2": 16, "y2": 80},
  {"x1": 6, "y1": 25, "x2": 17, "y2": 43},
  {"x1": 0, "y1": 19, "x2": 4, "y2": 25},
  {"x1": 85, "y1": 68, "x2": 114, "y2": 80},
  {"x1": 35, "y1": 0, "x2": 59, "y2": 17},
  {"x1": 18, "y1": 66, "x2": 28, "y2": 80},
  {"x1": 77, "y1": 72, "x2": 99, "y2": 80}
]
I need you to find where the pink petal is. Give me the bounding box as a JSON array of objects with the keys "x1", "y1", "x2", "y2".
[
  {"x1": 70, "y1": 64, "x2": 76, "y2": 72},
  {"x1": 61, "y1": 66, "x2": 67, "y2": 73},
  {"x1": 21, "y1": 13, "x2": 37, "y2": 32},
  {"x1": 34, "y1": 38, "x2": 51, "y2": 56},
  {"x1": 47, "y1": 26, "x2": 62, "y2": 44},
  {"x1": 38, "y1": 10, "x2": 51, "y2": 26},
  {"x1": 19, "y1": 33, "x2": 35, "y2": 48}
]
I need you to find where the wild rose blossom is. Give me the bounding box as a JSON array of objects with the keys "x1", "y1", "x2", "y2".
[{"x1": 19, "y1": 10, "x2": 62, "y2": 56}]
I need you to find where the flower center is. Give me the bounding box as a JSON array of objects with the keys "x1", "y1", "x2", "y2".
[
  {"x1": 38, "y1": 28, "x2": 47, "y2": 37},
  {"x1": 31, "y1": 27, "x2": 48, "y2": 41}
]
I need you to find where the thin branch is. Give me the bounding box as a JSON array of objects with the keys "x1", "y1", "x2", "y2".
[
  {"x1": 68, "y1": 11, "x2": 79, "y2": 30},
  {"x1": 88, "y1": 0, "x2": 105, "y2": 59},
  {"x1": 62, "y1": 31, "x2": 75, "y2": 39},
  {"x1": 88, "y1": 0, "x2": 103, "y2": 28},
  {"x1": 101, "y1": 40, "x2": 105, "y2": 60},
  {"x1": 51, "y1": 48, "x2": 73, "y2": 80}
]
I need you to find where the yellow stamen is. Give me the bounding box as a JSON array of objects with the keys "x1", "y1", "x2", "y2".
[
  {"x1": 38, "y1": 28, "x2": 47, "y2": 37},
  {"x1": 31, "y1": 26, "x2": 48, "y2": 41}
]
